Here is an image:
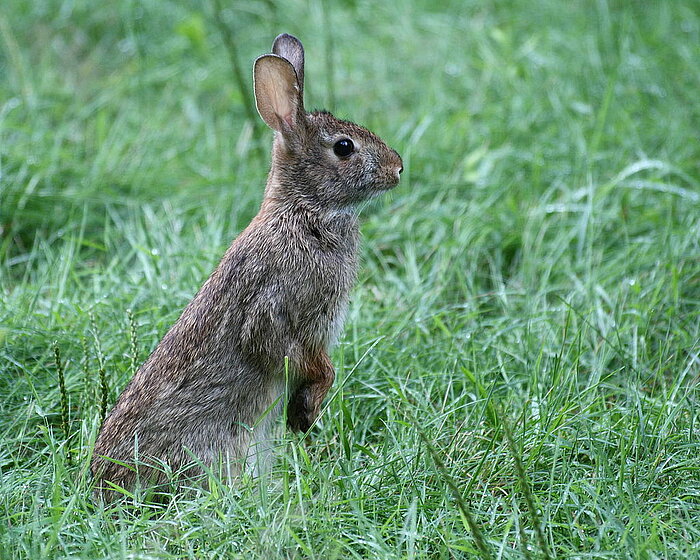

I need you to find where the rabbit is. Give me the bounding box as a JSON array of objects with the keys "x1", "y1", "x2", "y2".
[{"x1": 91, "y1": 33, "x2": 403, "y2": 500}]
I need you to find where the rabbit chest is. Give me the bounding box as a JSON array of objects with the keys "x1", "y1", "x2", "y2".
[
  {"x1": 276, "y1": 210, "x2": 360, "y2": 350},
  {"x1": 223, "y1": 209, "x2": 360, "y2": 365}
]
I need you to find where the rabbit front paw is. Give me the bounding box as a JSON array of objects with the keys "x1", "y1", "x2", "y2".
[{"x1": 287, "y1": 385, "x2": 316, "y2": 433}]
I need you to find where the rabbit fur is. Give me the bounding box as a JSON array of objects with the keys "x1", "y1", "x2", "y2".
[{"x1": 91, "y1": 33, "x2": 403, "y2": 499}]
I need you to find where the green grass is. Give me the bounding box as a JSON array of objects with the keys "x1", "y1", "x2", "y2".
[{"x1": 2, "y1": 0, "x2": 699, "y2": 558}]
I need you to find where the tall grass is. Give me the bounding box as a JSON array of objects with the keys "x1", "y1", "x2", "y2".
[{"x1": 1, "y1": 0, "x2": 699, "y2": 558}]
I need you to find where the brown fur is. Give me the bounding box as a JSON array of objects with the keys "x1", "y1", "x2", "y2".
[{"x1": 91, "y1": 33, "x2": 402, "y2": 500}]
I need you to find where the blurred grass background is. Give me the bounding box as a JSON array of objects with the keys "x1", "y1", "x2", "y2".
[{"x1": 1, "y1": 1, "x2": 699, "y2": 558}]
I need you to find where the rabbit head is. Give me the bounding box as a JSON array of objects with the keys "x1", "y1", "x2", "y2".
[{"x1": 254, "y1": 34, "x2": 403, "y2": 211}]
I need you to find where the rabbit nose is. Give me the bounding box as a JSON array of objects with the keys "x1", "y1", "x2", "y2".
[{"x1": 391, "y1": 149, "x2": 403, "y2": 180}]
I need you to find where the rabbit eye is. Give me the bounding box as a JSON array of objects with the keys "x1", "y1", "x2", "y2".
[{"x1": 333, "y1": 138, "x2": 355, "y2": 158}]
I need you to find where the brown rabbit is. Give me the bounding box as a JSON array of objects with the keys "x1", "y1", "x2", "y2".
[{"x1": 91, "y1": 33, "x2": 402, "y2": 498}]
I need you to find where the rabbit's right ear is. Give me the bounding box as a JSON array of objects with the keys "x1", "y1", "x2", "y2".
[{"x1": 254, "y1": 54, "x2": 304, "y2": 133}]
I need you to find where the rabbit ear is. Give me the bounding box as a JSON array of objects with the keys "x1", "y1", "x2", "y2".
[
  {"x1": 272, "y1": 34, "x2": 305, "y2": 100},
  {"x1": 253, "y1": 54, "x2": 303, "y2": 132}
]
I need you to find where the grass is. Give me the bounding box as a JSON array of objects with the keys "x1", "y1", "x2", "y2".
[{"x1": 1, "y1": 0, "x2": 699, "y2": 557}]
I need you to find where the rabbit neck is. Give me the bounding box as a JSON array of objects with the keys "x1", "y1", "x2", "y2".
[
  {"x1": 259, "y1": 195, "x2": 358, "y2": 240},
  {"x1": 262, "y1": 167, "x2": 359, "y2": 225}
]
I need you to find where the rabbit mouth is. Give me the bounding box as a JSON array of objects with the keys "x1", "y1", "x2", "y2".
[
  {"x1": 364, "y1": 181, "x2": 399, "y2": 200},
  {"x1": 374, "y1": 176, "x2": 401, "y2": 192}
]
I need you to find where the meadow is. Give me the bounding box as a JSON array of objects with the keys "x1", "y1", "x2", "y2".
[{"x1": 1, "y1": 0, "x2": 699, "y2": 558}]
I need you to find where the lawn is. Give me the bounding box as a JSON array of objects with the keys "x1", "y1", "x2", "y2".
[{"x1": 1, "y1": 0, "x2": 699, "y2": 558}]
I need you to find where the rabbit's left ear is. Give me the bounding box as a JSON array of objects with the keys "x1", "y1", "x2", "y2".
[
  {"x1": 254, "y1": 54, "x2": 303, "y2": 132},
  {"x1": 272, "y1": 34, "x2": 305, "y2": 100}
]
